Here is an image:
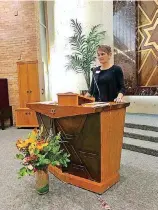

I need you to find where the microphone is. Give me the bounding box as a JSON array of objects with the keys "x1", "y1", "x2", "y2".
[{"x1": 91, "y1": 68, "x2": 101, "y2": 102}]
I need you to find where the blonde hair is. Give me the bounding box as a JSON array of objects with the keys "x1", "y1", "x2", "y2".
[{"x1": 97, "y1": 45, "x2": 112, "y2": 54}]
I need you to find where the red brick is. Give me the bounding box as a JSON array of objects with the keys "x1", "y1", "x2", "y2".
[{"x1": 0, "y1": 1, "x2": 41, "y2": 124}]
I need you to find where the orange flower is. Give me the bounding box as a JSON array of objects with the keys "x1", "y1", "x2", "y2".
[{"x1": 36, "y1": 141, "x2": 48, "y2": 151}]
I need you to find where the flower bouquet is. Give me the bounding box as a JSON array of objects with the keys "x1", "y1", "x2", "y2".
[{"x1": 16, "y1": 126, "x2": 70, "y2": 194}]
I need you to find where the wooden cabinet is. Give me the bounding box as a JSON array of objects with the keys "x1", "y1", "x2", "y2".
[
  {"x1": 16, "y1": 108, "x2": 38, "y2": 127},
  {"x1": 15, "y1": 61, "x2": 45, "y2": 127},
  {"x1": 18, "y1": 61, "x2": 40, "y2": 107}
]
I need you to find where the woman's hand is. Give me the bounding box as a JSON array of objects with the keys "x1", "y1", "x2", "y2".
[{"x1": 114, "y1": 93, "x2": 124, "y2": 103}]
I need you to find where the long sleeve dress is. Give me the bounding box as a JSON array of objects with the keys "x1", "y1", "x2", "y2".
[{"x1": 88, "y1": 65, "x2": 125, "y2": 102}]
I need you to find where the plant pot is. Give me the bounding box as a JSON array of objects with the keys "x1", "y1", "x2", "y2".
[{"x1": 35, "y1": 169, "x2": 49, "y2": 195}]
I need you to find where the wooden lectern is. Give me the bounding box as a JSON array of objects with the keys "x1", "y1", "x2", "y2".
[{"x1": 27, "y1": 93, "x2": 129, "y2": 194}]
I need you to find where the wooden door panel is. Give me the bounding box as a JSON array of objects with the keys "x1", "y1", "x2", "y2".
[
  {"x1": 15, "y1": 110, "x2": 30, "y2": 127},
  {"x1": 38, "y1": 62, "x2": 45, "y2": 101},
  {"x1": 137, "y1": 1, "x2": 158, "y2": 86},
  {"x1": 29, "y1": 111, "x2": 39, "y2": 127},
  {"x1": 27, "y1": 63, "x2": 40, "y2": 102},
  {"x1": 18, "y1": 64, "x2": 28, "y2": 107},
  {"x1": 16, "y1": 109, "x2": 38, "y2": 127}
]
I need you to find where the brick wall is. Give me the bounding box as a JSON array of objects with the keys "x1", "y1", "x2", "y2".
[{"x1": 0, "y1": 1, "x2": 41, "y2": 123}]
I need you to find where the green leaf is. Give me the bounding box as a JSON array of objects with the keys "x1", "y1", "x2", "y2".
[
  {"x1": 51, "y1": 161, "x2": 60, "y2": 166},
  {"x1": 17, "y1": 166, "x2": 35, "y2": 178},
  {"x1": 16, "y1": 154, "x2": 24, "y2": 160},
  {"x1": 18, "y1": 167, "x2": 28, "y2": 178},
  {"x1": 70, "y1": 19, "x2": 82, "y2": 35},
  {"x1": 27, "y1": 169, "x2": 34, "y2": 176},
  {"x1": 52, "y1": 147, "x2": 59, "y2": 154},
  {"x1": 43, "y1": 146, "x2": 51, "y2": 152},
  {"x1": 34, "y1": 148, "x2": 40, "y2": 155},
  {"x1": 40, "y1": 159, "x2": 50, "y2": 165}
]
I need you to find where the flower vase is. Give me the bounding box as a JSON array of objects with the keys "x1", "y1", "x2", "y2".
[{"x1": 35, "y1": 169, "x2": 49, "y2": 195}]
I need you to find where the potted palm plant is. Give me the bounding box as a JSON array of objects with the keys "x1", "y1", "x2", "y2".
[
  {"x1": 66, "y1": 19, "x2": 105, "y2": 90},
  {"x1": 16, "y1": 126, "x2": 70, "y2": 194}
]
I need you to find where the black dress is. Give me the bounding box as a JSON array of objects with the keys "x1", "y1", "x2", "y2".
[{"x1": 88, "y1": 65, "x2": 125, "y2": 102}]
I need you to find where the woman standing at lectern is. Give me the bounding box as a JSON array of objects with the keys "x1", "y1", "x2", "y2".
[{"x1": 85, "y1": 45, "x2": 125, "y2": 102}]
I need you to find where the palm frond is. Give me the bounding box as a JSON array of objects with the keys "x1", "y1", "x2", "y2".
[
  {"x1": 65, "y1": 55, "x2": 83, "y2": 72},
  {"x1": 66, "y1": 19, "x2": 106, "y2": 88},
  {"x1": 70, "y1": 19, "x2": 82, "y2": 36},
  {"x1": 69, "y1": 35, "x2": 86, "y2": 57},
  {"x1": 89, "y1": 24, "x2": 102, "y2": 34}
]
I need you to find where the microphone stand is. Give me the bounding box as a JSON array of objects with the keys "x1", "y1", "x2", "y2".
[{"x1": 91, "y1": 68, "x2": 101, "y2": 102}]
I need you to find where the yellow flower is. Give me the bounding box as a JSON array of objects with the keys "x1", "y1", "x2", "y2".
[
  {"x1": 29, "y1": 142, "x2": 37, "y2": 155},
  {"x1": 26, "y1": 138, "x2": 36, "y2": 145},
  {"x1": 36, "y1": 142, "x2": 48, "y2": 151},
  {"x1": 28, "y1": 129, "x2": 38, "y2": 141},
  {"x1": 16, "y1": 139, "x2": 28, "y2": 149}
]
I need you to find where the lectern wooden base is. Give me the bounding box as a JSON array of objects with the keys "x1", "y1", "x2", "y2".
[
  {"x1": 49, "y1": 165, "x2": 119, "y2": 193},
  {"x1": 27, "y1": 93, "x2": 129, "y2": 194}
]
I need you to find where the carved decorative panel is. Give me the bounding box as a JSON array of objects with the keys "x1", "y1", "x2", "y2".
[
  {"x1": 38, "y1": 113, "x2": 101, "y2": 182},
  {"x1": 137, "y1": 0, "x2": 158, "y2": 87}
]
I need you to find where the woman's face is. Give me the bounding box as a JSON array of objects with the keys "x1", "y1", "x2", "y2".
[{"x1": 97, "y1": 50, "x2": 111, "y2": 64}]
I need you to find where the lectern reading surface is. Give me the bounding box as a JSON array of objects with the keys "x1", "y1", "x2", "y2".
[{"x1": 27, "y1": 93, "x2": 129, "y2": 193}]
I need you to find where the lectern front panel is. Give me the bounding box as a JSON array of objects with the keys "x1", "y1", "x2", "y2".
[{"x1": 37, "y1": 112, "x2": 101, "y2": 182}]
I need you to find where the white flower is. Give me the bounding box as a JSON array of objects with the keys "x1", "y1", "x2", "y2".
[
  {"x1": 22, "y1": 158, "x2": 28, "y2": 165},
  {"x1": 27, "y1": 165, "x2": 33, "y2": 170}
]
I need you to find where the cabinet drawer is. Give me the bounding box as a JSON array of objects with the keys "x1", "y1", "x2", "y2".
[{"x1": 15, "y1": 109, "x2": 39, "y2": 127}]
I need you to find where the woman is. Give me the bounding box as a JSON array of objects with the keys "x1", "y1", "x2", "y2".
[{"x1": 86, "y1": 45, "x2": 125, "y2": 102}]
